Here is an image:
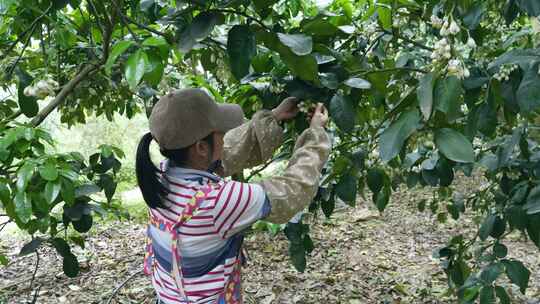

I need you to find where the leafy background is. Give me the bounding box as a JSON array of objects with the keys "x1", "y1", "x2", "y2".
[{"x1": 1, "y1": 0, "x2": 540, "y2": 303}]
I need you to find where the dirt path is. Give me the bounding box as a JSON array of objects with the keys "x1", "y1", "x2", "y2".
[{"x1": 1, "y1": 175, "x2": 539, "y2": 303}]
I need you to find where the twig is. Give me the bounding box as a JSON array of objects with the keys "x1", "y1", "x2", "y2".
[
  {"x1": 110, "y1": 0, "x2": 140, "y2": 44},
  {"x1": 121, "y1": 14, "x2": 172, "y2": 44},
  {"x1": 0, "y1": 220, "x2": 11, "y2": 234},
  {"x1": 209, "y1": 8, "x2": 271, "y2": 31},
  {"x1": 384, "y1": 29, "x2": 434, "y2": 52},
  {"x1": 106, "y1": 268, "x2": 143, "y2": 304},
  {"x1": 0, "y1": 3, "x2": 52, "y2": 61},
  {"x1": 27, "y1": 251, "x2": 40, "y2": 303},
  {"x1": 30, "y1": 64, "x2": 99, "y2": 126},
  {"x1": 87, "y1": 0, "x2": 105, "y2": 36},
  {"x1": 6, "y1": 23, "x2": 38, "y2": 78},
  {"x1": 246, "y1": 159, "x2": 276, "y2": 181}
]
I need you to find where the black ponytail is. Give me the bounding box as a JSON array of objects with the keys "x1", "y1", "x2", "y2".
[
  {"x1": 136, "y1": 132, "x2": 215, "y2": 209},
  {"x1": 136, "y1": 132, "x2": 167, "y2": 209}
]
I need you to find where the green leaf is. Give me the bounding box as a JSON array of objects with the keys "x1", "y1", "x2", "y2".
[
  {"x1": 379, "y1": 108, "x2": 421, "y2": 162},
  {"x1": 434, "y1": 76, "x2": 463, "y2": 121},
  {"x1": 516, "y1": 66, "x2": 540, "y2": 113},
  {"x1": 143, "y1": 50, "x2": 165, "y2": 87},
  {"x1": 479, "y1": 214, "x2": 496, "y2": 241},
  {"x1": 0, "y1": 254, "x2": 8, "y2": 266},
  {"x1": 321, "y1": 195, "x2": 335, "y2": 218},
  {"x1": 374, "y1": 185, "x2": 391, "y2": 212},
  {"x1": 14, "y1": 192, "x2": 32, "y2": 224},
  {"x1": 329, "y1": 93, "x2": 356, "y2": 133},
  {"x1": 227, "y1": 25, "x2": 256, "y2": 80},
  {"x1": 493, "y1": 243, "x2": 508, "y2": 258},
  {"x1": 277, "y1": 33, "x2": 313, "y2": 56},
  {"x1": 63, "y1": 253, "x2": 80, "y2": 277},
  {"x1": 19, "y1": 238, "x2": 43, "y2": 256},
  {"x1": 504, "y1": 0, "x2": 520, "y2": 24},
  {"x1": 516, "y1": 0, "x2": 540, "y2": 16},
  {"x1": 503, "y1": 259, "x2": 530, "y2": 294},
  {"x1": 343, "y1": 77, "x2": 371, "y2": 89},
  {"x1": 16, "y1": 68, "x2": 39, "y2": 117},
  {"x1": 303, "y1": 18, "x2": 339, "y2": 36},
  {"x1": 495, "y1": 286, "x2": 511, "y2": 304},
  {"x1": 17, "y1": 163, "x2": 35, "y2": 191},
  {"x1": 72, "y1": 214, "x2": 93, "y2": 233},
  {"x1": 75, "y1": 184, "x2": 100, "y2": 198},
  {"x1": 335, "y1": 173, "x2": 357, "y2": 206},
  {"x1": 417, "y1": 72, "x2": 435, "y2": 120},
  {"x1": 526, "y1": 214, "x2": 540, "y2": 249},
  {"x1": 61, "y1": 178, "x2": 75, "y2": 205},
  {"x1": 479, "y1": 286, "x2": 496, "y2": 304},
  {"x1": 367, "y1": 168, "x2": 385, "y2": 194},
  {"x1": 435, "y1": 128, "x2": 475, "y2": 163},
  {"x1": 39, "y1": 162, "x2": 58, "y2": 181},
  {"x1": 125, "y1": 50, "x2": 148, "y2": 90},
  {"x1": 463, "y1": 285, "x2": 481, "y2": 301},
  {"x1": 480, "y1": 263, "x2": 503, "y2": 284},
  {"x1": 105, "y1": 41, "x2": 134, "y2": 74},
  {"x1": 377, "y1": 6, "x2": 392, "y2": 30},
  {"x1": 283, "y1": 54, "x2": 318, "y2": 82},
  {"x1": 51, "y1": 237, "x2": 71, "y2": 257},
  {"x1": 189, "y1": 12, "x2": 218, "y2": 40},
  {"x1": 320, "y1": 73, "x2": 338, "y2": 89},
  {"x1": 44, "y1": 181, "x2": 61, "y2": 204},
  {"x1": 142, "y1": 36, "x2": 168, "y2": 47},
  {"x1": 463, "y1": 3, "x2": 487, "y2": 30}
]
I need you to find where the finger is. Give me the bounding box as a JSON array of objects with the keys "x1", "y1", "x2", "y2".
[
  {"x1": 284, "y1": 97, "x2": 299, "y2": 105},
  {"x1": 314, "y1": 102, "x2": 323, "y2": 114}
]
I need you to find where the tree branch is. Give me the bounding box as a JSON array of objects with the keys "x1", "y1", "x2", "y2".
[
  {"x1": 106, "y1": 268, "x2": 143, "y2": 304},
  {"x1": 30, "y1": 64, "x2": 98, "y2": 126},
  {"x1": 27, "y1": 251, "x2": 40, "y2": 303},
  {"x1": 209, "y1": 8, "x2": 271, "y2": 31},
  {"x1": 121, "y1": 13, "x2": 173, "y2": 44},
  {"x1": 0, "y1": 3, "x2": 52, "y2": 61},
  {"x1": 384, "y1": 29, "x2": 434, "y2": 52}
]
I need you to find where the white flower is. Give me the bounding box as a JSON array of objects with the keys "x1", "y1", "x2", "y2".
[
  {"x1": 444, "y1": 52, "x2": 452, "y2": 59},
  {"x1": 449, "y1": 21, "x2": 460, "y2": 35},
  {"x1": 467, "y1": 37, "x2": 477, "y2": 48},
  {"x1": 440, "y1": 27, "x2": 449, "y2": 36},
  {"x1": 463, "y1": 68, "x2": 470, "y2": 78},
  {"x1": 431, "y1": 15, "x2": 443, "y2": 28},
  {"x1": 23, "y1": 86, "x2": 34, "y2": 97},
  {"x1": 46, "y1": 79, "x2": 59, "y2": 89},
  {"x1": 36, "y1": 80, "x2": 49, "y2": 91}
]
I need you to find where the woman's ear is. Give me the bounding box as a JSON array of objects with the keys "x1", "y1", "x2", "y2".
[{"x1": 193, "y1": 140, "x2": 208, "y2": 158}]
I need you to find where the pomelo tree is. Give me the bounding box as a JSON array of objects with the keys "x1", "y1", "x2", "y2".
[{"x1": 1, "y1": 0, "x2": 539, "y2": 302}]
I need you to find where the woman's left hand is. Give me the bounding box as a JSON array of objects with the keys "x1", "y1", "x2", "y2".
[{"x1": 272, "y1": 97, "x2": 300, "y2": 122}]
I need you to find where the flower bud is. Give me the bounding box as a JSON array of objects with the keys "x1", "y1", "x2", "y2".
[
  {"x1": 449, "y1": 21, "x2": 460, "y2": 34},
  {"x1": 466, "y1": 37, "x2": 476, "y2": 48}
]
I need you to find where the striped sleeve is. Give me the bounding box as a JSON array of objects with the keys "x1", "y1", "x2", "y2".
[{"x1": 212, "y1": 181, "x2": 268, "y2": 238}]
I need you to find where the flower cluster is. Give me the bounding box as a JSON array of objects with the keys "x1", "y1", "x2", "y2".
[
  {"x1": 440, "y1": 18, "x2": 461, "y2": 36},
  {"x1": 23, "y1": 79, "x2": 59, "y2": 98},
  {"x1": 493, "y1": 64, "x2": 519, "y2": 82},
  {"x1": 431, "y1": 15, "x2": 443, "y2": 28},
  {"x1": 298, "y1": 101, "x2": 315, "y2": 114},
  {"x1": 448, "y1": 59, "x2": 470, "y2": 79},
  {"x1": 431, "y1": 38, "x2": 452, "y2": 62}
]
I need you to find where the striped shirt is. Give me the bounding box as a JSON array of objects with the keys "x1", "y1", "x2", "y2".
[{"x1": 147, "y1": 161, "x2": 270, "y2": 304}]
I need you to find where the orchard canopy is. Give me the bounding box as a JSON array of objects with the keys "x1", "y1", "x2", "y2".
[{"x1": 1, "y1": 0, "x2": 540, "y2": 302}]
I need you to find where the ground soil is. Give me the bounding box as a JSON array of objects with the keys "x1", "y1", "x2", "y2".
[{"x1": 1, "y1": 174, "x2": 539, "y2": 304}]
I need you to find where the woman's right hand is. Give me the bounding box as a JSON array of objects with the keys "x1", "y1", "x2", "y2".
[{"x1": 309, "y1": 103, "x2": 329, "y2": 128}]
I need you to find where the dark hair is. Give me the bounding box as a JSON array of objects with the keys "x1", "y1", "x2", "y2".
[{"x1": 135, "y1": 132, "x2": 214, "y2": 209}]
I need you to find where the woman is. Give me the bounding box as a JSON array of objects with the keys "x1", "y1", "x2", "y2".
[{"x1": 136, "y1": 88, "x2": 330, "y2": 304}]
